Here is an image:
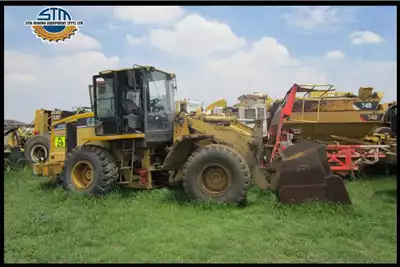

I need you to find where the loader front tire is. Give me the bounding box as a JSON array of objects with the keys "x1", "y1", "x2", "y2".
[
  {"x1": 61, "y1": 146, "x2": 119, "y2": 196},
  {"x1": 182, "y1": 144, "x2": 251, "y2": 205},
  {"x1": 24, "y1": 135, "x2": 50, "y2": 165}
]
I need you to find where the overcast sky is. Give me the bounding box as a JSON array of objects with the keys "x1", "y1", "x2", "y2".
[{"x1": 4, "y1": 6, "x2": 397, "y2": 122}]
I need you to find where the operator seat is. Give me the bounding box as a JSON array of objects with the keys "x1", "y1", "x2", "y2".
[
  {"x1": 123, "y1": 90, "x2": 143, "y2": 132},
  {"x1": 125, "y1": 99, "x2": 139, "y2": 114}
]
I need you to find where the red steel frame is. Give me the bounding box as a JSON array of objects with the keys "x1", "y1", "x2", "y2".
[
  {"x1": 264, "y1": 84, "x2": 298, "y2": 164},
  {"x1": 326, "y1": 144, "x2": 389, "y2": 176}
]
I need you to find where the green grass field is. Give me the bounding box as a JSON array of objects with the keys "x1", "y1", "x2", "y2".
[{"x1": 4, "y1": 168, "x2": 397, "y2": 263}]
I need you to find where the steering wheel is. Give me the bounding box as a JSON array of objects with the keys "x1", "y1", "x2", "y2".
[{"x1": 149, "y1": 98, "x2": 160, "y2": 107}]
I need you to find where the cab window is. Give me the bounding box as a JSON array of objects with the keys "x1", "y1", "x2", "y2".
[
  {"x1": 147, "y1": 71, "x2": 174, "y2": 112},
  {"x1": 96, "y1": 78, "x2": 116, "y2": 118}
]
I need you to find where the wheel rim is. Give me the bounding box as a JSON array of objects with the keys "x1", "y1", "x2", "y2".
[
  {"x1": 198, "y1": 165, "x2": 232, "y2": 197},
  {"x1": 71, "y1": 161, "x2": 94, "y2": 189},
  {"x1": 30, "y1": 145, "x2": 48, "y2": 163}
]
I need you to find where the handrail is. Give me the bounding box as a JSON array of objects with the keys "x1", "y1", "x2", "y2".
[{"x1": 298, "y1": 84, "x2": 335, "y2": 121}]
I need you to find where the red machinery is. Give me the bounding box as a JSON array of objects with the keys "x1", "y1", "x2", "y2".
[
  {"x1": 264, "y1": 84, "x2": 395, "y2": 179},
  {"x1": 251, "y1": 84, "x2": 351, "y2": 204},
  {"x1": 326, "y1": 144, "x2": 393, "y2": 177}
]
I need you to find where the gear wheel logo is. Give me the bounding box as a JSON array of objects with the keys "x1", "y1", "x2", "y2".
[{"x1": 25, "y1": 7, "x2": 84, "y2": 43}]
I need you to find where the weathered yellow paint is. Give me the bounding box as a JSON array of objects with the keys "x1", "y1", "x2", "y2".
[
  {"x1": 289, "y1": 111, "x2": 386, "y2": 123},
  {"x1": 205, "y1": 99, "x2": 227, "y2": 112},
  {"x1": 141, "y1": 149, "x2": 152, "y2": 189},
  {"x1": 173, "y1": 114, "x2": 190, "y2": 142},
  {"x1": 52, "y1": 112, "x2": 94, "y2": 127},
  {"x1": 34, "y1": 109, "x2": 50, "y2": 135},
  {"x1": 186, "y1": 115, "x2": 254, "y2": 159},
  {"x1": 6, "y1": 132, "x2": 18, "y2": 147},
  {"x1": 202, "y1": 115, "x2": 237, "y2": 122},
  {"x1": 34, "y1": 162, "x2": 63, "y2": 178},
  {"x1": 81, "y1": 133, "x2": 145, "y2": 141}
]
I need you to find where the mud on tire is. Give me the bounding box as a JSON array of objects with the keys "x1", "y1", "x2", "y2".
[
  {"x1": 182, "y1": 144, "x2": 251, "y2": 205},
  {"x1": 24, "y1": 135, "x2": 50, "y2": 165},
  {"x1": 61, "y1": 145, "x2": 119, "y2": 196}
]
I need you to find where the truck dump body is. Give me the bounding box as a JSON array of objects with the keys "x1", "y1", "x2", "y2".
[{"x1": 270, "y1": 85, "x2": 387, "y2": 140}]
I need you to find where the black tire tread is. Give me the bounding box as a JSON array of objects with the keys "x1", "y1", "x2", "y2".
[
  {"x1": 24, "y1": 135, "x2": 50, "y2": 164},
  {"x1": 181, "y1": 144, "x2": 251, "y2": 204},
  {"x1": 61, "y1": 145, "x2": 119, "y2": 195}
]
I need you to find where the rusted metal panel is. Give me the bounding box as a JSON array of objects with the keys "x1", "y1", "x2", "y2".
[{"x1": 273, "y1": 99, "x2": 382, "y2": 113}]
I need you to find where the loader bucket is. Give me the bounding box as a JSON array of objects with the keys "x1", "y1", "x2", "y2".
[{"x1": 269, "y1": 141, "x2": 351, "y2": 205}]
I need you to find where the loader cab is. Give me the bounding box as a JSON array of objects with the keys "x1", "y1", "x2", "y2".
[{"x1": 91, "y1": 66, "x2": 177, "y2": 143}]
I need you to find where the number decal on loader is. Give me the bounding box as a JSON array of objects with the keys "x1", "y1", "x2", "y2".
[
  {"x1": 360, "y1": 114, "x2": 383, "y2": 122},
  {"x1": 54, "y1": 136, "x2": 66, "y2": 148},
  {"x1": 353, "y1": 101, "x2": 379, "y2": 110}
]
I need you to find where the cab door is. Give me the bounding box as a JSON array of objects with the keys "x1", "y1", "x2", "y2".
[
  {"x1": 93, "y1": 74, "x2": 122, "y2": 136},
  {"x1": 144, "y1": 71, "x2": 175, "y2": 143}
]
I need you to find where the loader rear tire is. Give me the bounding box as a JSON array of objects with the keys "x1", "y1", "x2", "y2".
[
  {"x1": 182, "y1": 144, "x2": 251, "y2": 205},
  {"x1": 24, "y1": 135, "x2": 50, "y2": 165},
  {"x1": 373, "y1": 127, "x2": 393, "y2": 135},
  {"x1": 61, "y1": 145, "x2": 119, "y2": 196}
]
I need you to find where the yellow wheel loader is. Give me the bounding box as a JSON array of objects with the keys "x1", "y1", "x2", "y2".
[
  {"x1": 24, "y1": 107, "x2": 93, "y2": 165},
  {"x1": 5, "y1": 106, "x2": 93, "y2": 171},
  {"x1": 33, "y1": 65, "x2": 351, "y2": 205},
  {"x1": 25, "y1": 109, "x2": 70, "y2": 165}
]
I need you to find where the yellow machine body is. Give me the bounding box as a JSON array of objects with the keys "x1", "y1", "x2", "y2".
[
  {"x1": 33, "y1": 69, "x2": 351, "y2": 206},
  {"x1": 34, "y1": 108, "x2": 255, "y2": 188},
  {"x1": 272, "y1": 84, "x2": 389, "y2": 141}
]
